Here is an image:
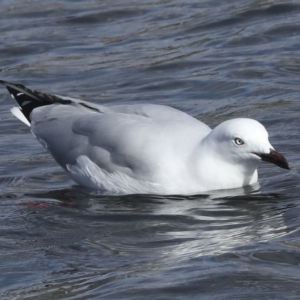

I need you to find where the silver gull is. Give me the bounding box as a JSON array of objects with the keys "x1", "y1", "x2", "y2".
[{"x1": 0, "y1": 80, "x2": 289, "y2": 195}]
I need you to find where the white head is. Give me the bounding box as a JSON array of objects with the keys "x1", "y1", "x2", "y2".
[
  {"x1": 207, "y1": 118, "x2": 289, "y2": 170},
  {"x1": 210, "y1": 118, "x2": 267, "y2": 164}
]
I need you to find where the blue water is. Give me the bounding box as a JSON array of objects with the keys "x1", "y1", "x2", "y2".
[{"x1": 1, "y1": 1, "x2": 300, "y2": 299}]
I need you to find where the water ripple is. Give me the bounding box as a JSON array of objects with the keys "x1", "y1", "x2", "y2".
[{"x1": 0, "y1": 0, "x2": 300, "y2": 299}]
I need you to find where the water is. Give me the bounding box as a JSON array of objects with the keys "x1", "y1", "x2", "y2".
[{"x1": 0, "y1": 0, "x2": 300, "y2": 299}]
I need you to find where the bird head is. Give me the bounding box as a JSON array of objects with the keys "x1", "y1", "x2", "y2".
[{"x1": 208, "y1": 118, "x2": 289, "y2": 170}]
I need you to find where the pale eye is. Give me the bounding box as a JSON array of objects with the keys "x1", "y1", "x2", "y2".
[{"x1": 234, "y1": 138, "x2": 244, "y2": 145}]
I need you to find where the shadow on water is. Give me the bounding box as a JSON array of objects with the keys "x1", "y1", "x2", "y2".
[
  {"x1": 23, "y1": 181, "x2": 284, "y2": 204},
  {"x1": 1, "y1": 184, "x2": 298, "y2": 299},
  {"x1": 21, "y1": 184, "x2": 295, "y2": 247}
]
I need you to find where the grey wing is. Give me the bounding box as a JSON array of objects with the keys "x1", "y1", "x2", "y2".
[
  {"x1": 30, "y1": 103, "x2": 165, "y2": 172},
  {"x1": 1, "y1": 80, "x2": 210, "y2": 177},
  {"x1": 31, "y1": 103, "x2": 90, "y2": 168},
  {"x1": 58, "y1": 95, "x2": 210, "y2": 131},
  {"x1": 31, "y1": 102, "x2": 211, "y2": 179}
]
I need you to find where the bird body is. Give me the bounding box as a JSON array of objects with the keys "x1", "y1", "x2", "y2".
[{"x1": 1, "y1": 80, "x2": 289, "y2": 195}]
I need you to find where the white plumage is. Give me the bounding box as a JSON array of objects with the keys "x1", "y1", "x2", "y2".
[{"x1": 1, "y1": 80, "x2": 289, "y2": 195}]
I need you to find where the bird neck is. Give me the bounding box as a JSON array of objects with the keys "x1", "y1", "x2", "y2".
[{"x1": 191, "y1": 138, "x2": 259, "y2": 191}]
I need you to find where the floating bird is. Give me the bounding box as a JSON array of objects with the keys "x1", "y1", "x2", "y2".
[{"x1": 0, "y1": 80, "x2": 289, "y2": 195}]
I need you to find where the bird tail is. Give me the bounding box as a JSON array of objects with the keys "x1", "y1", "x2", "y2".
[{"x1": 0, "y1": 80, "x2": 71, "y2": 126}]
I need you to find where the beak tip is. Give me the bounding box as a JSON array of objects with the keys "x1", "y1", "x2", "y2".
[
  {"x1": 256, "y1": 149, "x2": 290, "y2": 170},
  {"x1": 279, "y1": 163, "x2": 290, "y2": 170}
]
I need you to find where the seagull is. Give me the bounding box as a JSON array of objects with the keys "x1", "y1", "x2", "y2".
[{"x1": 0, "y1": 80, "x2": 289, "y2": 195}]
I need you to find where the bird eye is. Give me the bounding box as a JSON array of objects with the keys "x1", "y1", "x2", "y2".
[{"x1": 234, "y1": 138, "x2": 244, "y2": 146}]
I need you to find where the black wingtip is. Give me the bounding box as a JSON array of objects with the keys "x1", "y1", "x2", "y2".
[{"x1": 1, "y1": 80, "x2": 71, "y2": 123}]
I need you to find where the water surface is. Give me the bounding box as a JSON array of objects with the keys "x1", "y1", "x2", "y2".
[{"x1": 0, "y1": 0, "x2": 300, "y2": 299}]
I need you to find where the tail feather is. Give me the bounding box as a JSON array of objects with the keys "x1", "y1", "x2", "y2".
[{"x1": 0, "y1": 80, "x2": 71, "y2": 124}]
